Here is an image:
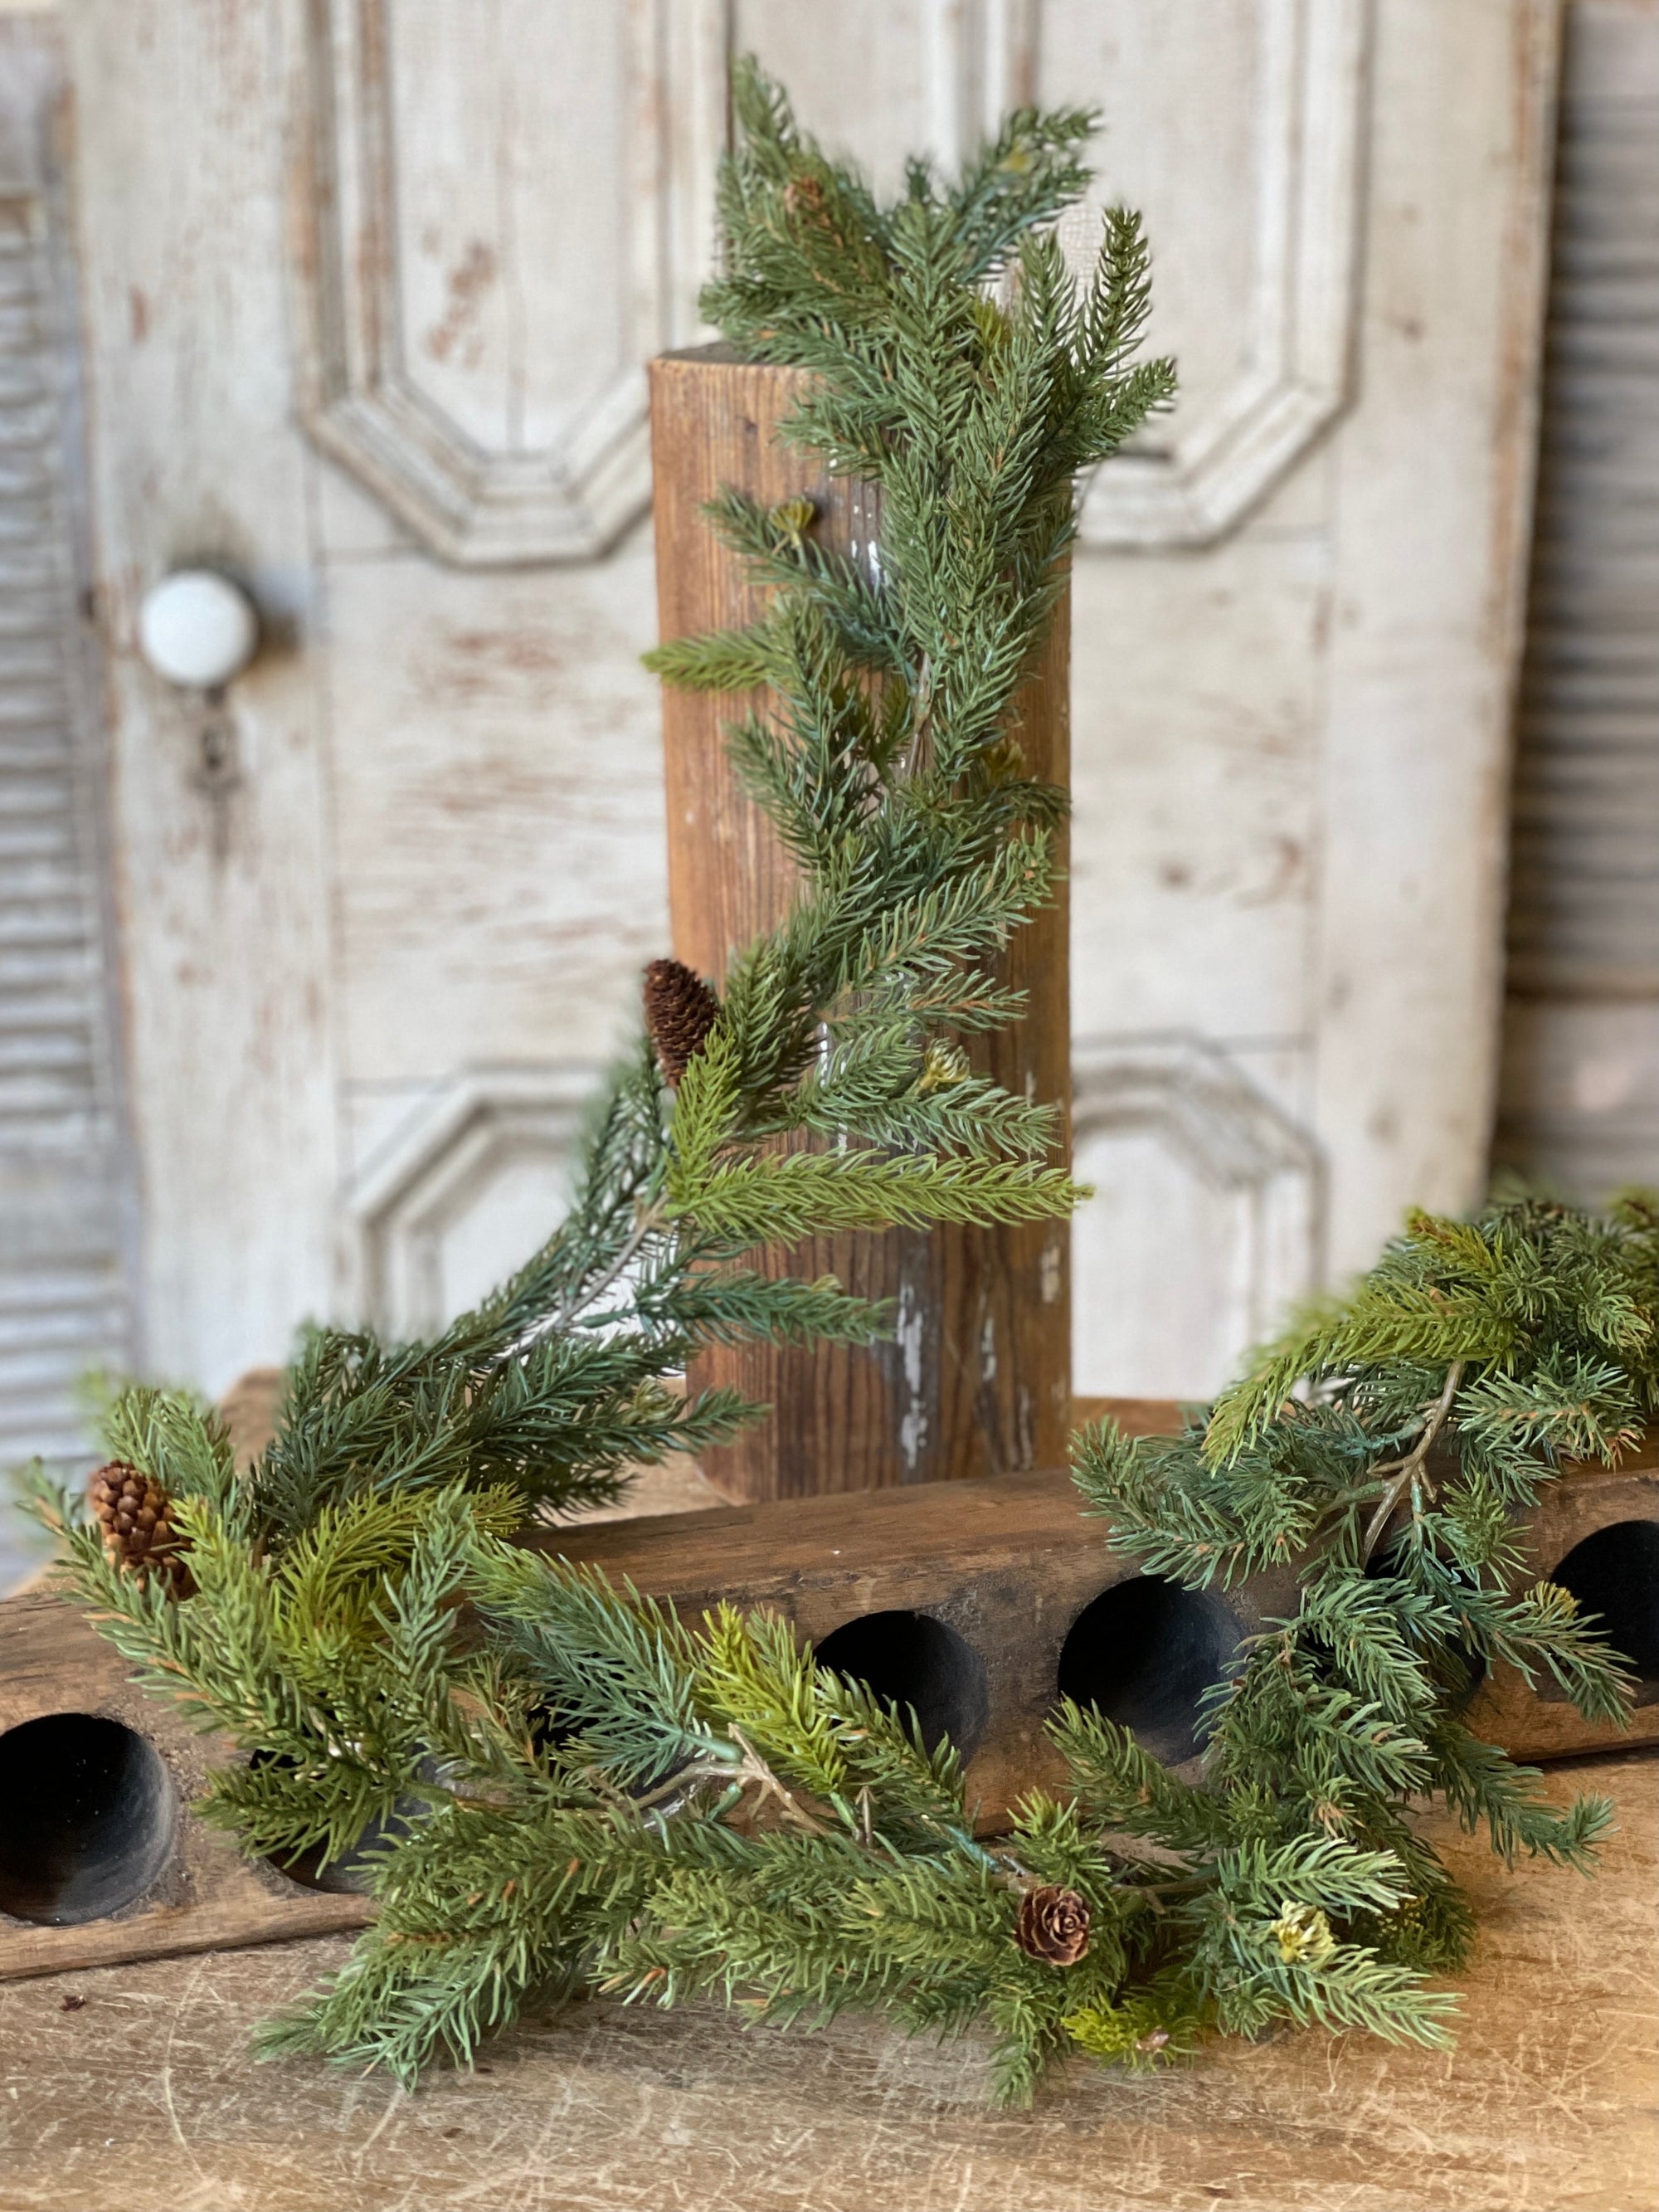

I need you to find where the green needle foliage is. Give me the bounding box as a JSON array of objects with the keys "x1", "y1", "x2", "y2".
[
  {"x1": 36, "y1": 1204, "x2": 1651, "y2": 2098},
  {"x1": 41, "y1": 1453, "x2": 1461, "y2": 2098},
  {"x1": 38, "y1": 1197, "x2": 1651, "y2": 2101},
  {"x1": 1070, "y1": 1192, "x2": 1653, "y2": 1983},
  {"x1": 31, "y1": 66, "x2": 1647, "y2": 2110}
]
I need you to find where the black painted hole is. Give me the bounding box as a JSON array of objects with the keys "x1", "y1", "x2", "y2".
[
  {"x1": 275, "y1": 1804, "x2": 416, "y2": 1895},
  {"x1": 812, "y1": 1610, "x2": 990, "y2": 1760},
  {"x1": 0, "y1": 1713, "x2": 177, "y2": 1925},
  {"x1": 1550, "y1": 1520, "x2": 1659, "y2": 1683},
  {"x1": 1057, "y1": 1576, "x2": 1242, "y2": 1766},
  {"x1": 255, "y1": 1750, "x2": 431, "y2": 1895}
]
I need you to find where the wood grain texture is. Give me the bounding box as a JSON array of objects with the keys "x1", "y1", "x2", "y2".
[
  {"x1": 1311, "y1": 0, "x2": 1563, "y2": 1273},
  {"x1": 540, "y1": 1462, "x2": 1294, "y2": 1828},
  {"x1": 538, "y1": 1425, "x2": 1659, "y2": 1818},
  {"x1": 62, "y1": 0, "x2": 342, "y2": 1402},
  {"x1": 649, "y1": 345, "x2": 1073, "y2": 1503},
  {"x1": 1463, "y1": 1425, "x2": 1659, "y2": 1762},
  {"x1": 1496, "y1": 2, "x2": 1659, "y2": 1205},
  {"x1": 0, "y1": 1747, "x2": 1649, "y2": 2212},
  {"x1": 0, "y1": 19, "x2": 134, "y2": 1503}
]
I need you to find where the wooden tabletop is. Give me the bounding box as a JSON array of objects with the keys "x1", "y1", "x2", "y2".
[{"x1": 0, "y1": 1748, "x2": 1651, "y2": 2212}]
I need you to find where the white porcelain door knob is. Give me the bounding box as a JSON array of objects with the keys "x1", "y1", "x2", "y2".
[{"x1": 137, "y1": 570, "x2": 260, "y2": 689}]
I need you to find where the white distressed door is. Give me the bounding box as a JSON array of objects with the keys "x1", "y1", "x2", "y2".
[{"x1": 51, "y1": 0, "x2": 1559, "y2": 1428}]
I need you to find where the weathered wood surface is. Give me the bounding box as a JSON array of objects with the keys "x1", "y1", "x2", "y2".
[
  {"x1": 1496, "y1": 1, "x2": 1659, "y2": 1204},
  {"x1": 538, "y1": 1460, "x2": 1292, "y2": 1826},
  {"x1": 537, "y1": 1425, "x2": 1659, "y2": 1801},
  {"x1": 0, "y1": 1747, "x2": 1649, "y2": 2212},
  {"x1": 0, "y1": 17, "x2": 134, "y2": 1512},
  {"x1": 1462, "y1": 1424, "x2": 1659, "y2": 1761},
  {"x1": 649, "y1": 346, "x2": 1073, "y2": 1502}
]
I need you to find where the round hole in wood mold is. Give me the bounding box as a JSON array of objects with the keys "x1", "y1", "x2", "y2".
[
  {"x1": 812, "y1": 1609, "x2": 990, "y2": 1759},
  {"x1": 254, "y1": 1749, "x2": 431, "y2": 1894},
  {"x1": 1549, "y1": 1519, "x2": 1659, "y2": 1683},
  {"x1": 270, "y1": 1804, "x2": 420, "y2": 1895},
  {"x1": 1057, "y1": 1576, "x2": 1242, "y2": 1766},
  {"x1": 0, "y1": 1713, "x2": 177, "y2": 1925}
]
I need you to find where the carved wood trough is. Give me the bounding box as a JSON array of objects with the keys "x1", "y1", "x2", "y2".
[{"x1": 0, "y1": 1403, "x2": 1653, "y2": 1982}]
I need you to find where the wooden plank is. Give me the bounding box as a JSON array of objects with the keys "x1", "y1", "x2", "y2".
[
  {"x1": 649, "y1": 344, "x2": 1073, "y2": 1501},
  {"x1": 1311, "y1": 0, "x2": 1562, "y2": 1269},
  {"x1": 1462, "y1": 1426, "x2": 1659, "y2": 1761},
  {"x1": 539, "y1": 1427, "x2": 1659, "y2": 1810},
  {"x1": 1496, "y1": 3, "x2": 1659, "y2": 1201},
  {"x1": 0, "y1": 19, "x2": 134, "y2": 1512},
  {"x1": 0, "y1": 1747, "x2": 1650, "y2": 2210},
  {"x1": 62, "y1": 0, "x2": 342, "y2": 1403}
]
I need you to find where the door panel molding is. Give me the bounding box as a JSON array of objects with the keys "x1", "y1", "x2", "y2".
[
  {"x1": 346, "y1": 1064, "x2": 599, "y2": 1336},
  {"x1": 294, "y1": 0, "x2": 1366, "y2": 563},
  {"x1": 1050, "y1": 0, "x2": 1370, "y2": 548},
  {"x1": 290, "y1": 0, "x2": 728, "y2": 565},
  {"x1": 1069, "y1": 1034, "x2": 1321, "y2": 1398}
]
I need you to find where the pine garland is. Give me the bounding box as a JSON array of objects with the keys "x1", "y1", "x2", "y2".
[
  {"x1": 36, "y1": 1192, "x2": 1650, "y2": 2098},
  {"x1": 23, "y1": 64, "x2": 1654, "y2": 2107}
]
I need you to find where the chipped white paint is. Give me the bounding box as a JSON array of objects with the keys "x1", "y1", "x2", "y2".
[
  {"x1": 895, "y1": 1276, "x2": 928, "y2": 1473},
  {"x1": 294, "y1": 0, "x2": 729, "y2": 563},
  {"x1": 47, "y1": 0, "x2": 1559, "y2": 1419}
]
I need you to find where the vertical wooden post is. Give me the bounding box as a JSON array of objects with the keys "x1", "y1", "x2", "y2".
[{"x1": 649, "y1": 344, "x2": 1071, "y2": 1503}]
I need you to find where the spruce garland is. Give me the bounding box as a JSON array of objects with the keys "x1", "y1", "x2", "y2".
[{"x1": 22, "y1": 64, "x2": 1655, "y2": 2107}]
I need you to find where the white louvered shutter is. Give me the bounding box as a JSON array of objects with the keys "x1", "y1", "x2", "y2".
[
  {"x1": 0, "y1": 22, "x2": 131, "y2": 1545},
  {"x1": 1498, "y1": 1, "x2": 1659, "y2": 1200}
]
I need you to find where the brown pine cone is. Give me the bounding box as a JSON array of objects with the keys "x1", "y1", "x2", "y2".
[
  {"x1": 1014, "y1": 1884, "x2": 1091, "y2": 1966},
  {"x1": 87, "y1": 1461, "x2": 193, "y2": 1597},
  {"x1": 644, "y1": 957, "x2": 720, "y2": 1086}
]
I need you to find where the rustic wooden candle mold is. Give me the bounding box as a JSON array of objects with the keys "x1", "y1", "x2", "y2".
[
  {"x1": 0, "y1": 1593, "x2": 371, "y2": 1979},
  {"x1": 0, "y1": 1405, "x2": 1652, "y2": 1981},
  {"x1": 650, "y1": 346, "x2": 1073, "y2": 1505}
]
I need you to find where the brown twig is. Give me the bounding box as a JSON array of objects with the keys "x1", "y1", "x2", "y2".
[
  {"x1": 725, "y1": 1723, "x2": 831, "y2": 1835},
  {"x1": 1360, "y1": 1360, "x2": 1466, "y2": 1563}
]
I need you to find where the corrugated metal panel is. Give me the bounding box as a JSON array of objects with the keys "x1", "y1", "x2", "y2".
[
  {"x1": 0, "y1": 115, "x2": 131, "y2": 1487},
  {"x1": 1496, "y1": 2, "x2": 1659, "y2": 1201}
]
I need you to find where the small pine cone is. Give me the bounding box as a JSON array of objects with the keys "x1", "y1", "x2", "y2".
[
  {"x1": 1014, "y1": 1884, "x2": 1091, "y2": 1966},
  {"x1": 644, "y1": 957, "x2": 720, "y2": 1086},
  {"x1": 87, "y1": 1461, "x2": 193, "y2": 1597}
]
